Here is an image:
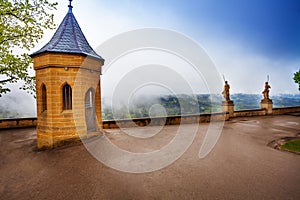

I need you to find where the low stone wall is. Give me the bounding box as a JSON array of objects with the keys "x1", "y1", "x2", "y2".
[
  {"x1": 1, "y1": 106, "x2": 299, "y2": 130},
  {"x1": 233, "y1": 108, "x2": 267, "y2": 117},
  {"x1": 102, "y1": 106, "x2": 300, "y2": 129},
  {"x1": 102, "y1": 112, "x2": 228, "y2": 129},
  {"x1": 0, "y1": 118, "x2": 37, "y2": 129},
  {"x1": 232, "y1": 106, "x2": 300, "y2": 118},
  {"x1": 272, "y1": 106, "x2": 300, "y2": 115}
]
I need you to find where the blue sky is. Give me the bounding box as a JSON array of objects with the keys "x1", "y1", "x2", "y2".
[
  {"x1": 74, "y1": 0, "x2": 300, "y2": 59},
  {"x1": 35, "y1": 0, "x2": 300, "y2": 94},
  {"x1": 3, "y1": 0, "x2": 299, "y2": 117}
]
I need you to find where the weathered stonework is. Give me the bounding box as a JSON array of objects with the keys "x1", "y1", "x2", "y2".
[
  {"x1": 30, "y1": 3, "x2": 104, "y2": 149},
  {"x1": 222, "y1": 100, "x2": 234, "y2": 117},
  {"x1": 261, "y1": 100, "x2": 273, "y2": 115},
  {"x1": 33, "y1": 53, "x2": 103, "y2": 149},
  {"x1": 102, "y1": 112, "x2": 228, "y2": 129}
]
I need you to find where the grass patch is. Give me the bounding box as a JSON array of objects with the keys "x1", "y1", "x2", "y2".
[{"x1": 281, "y1": 139, "x2": 300, "y2": 152}]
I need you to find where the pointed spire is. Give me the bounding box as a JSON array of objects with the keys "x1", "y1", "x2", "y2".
[
  {"x1": 68, "y1": 0, "x2": 73, "y2": 12},
  {"x1": 30, "y1": 0, "x2": 103, "y2": 61}
]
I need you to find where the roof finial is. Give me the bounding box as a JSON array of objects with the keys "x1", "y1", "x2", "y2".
[{"x1": 68, "y1": 0, "x2": 73, "y2": 12}]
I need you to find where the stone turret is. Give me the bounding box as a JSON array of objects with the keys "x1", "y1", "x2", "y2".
[{"x1": 30, "y1": 1, "x2": 104, "y2": 149}]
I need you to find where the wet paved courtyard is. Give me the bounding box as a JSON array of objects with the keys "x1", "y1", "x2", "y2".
[{"x1": 0, "y1": 115, "x2": 299, "y2": 199}]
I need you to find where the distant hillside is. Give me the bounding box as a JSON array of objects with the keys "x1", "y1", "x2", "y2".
[
  {"x1": 0, "y1": 93, "x2": 299, "y2": 119},
  {"x1": 102, "y1": 93, "x2": 300, "y2": 120},
  {"x1": 0, "y1": 95, "x2": 36, "y2": 119},
  {"x1": 231, "y1": 93, "x2": 300, "y2": 110},
  {"x1": 271, "y1": 94, "x2": 300, "y2": 107}
]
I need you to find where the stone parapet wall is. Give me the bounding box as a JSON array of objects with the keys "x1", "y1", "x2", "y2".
[
  {"x1": 233, "y1": 109, "x2": 267, "y2": 117},
  {"x1": 1, "y1": 106, "x2": 299, "y2": 130},
  {"x1": 102, "y1": 106, "x2": 300, "y2": 129},
  {"x1": 103, "y1": 112, "x2": 228, "y2": 129},
  {"x1": 272, "y1": 106, "x2": 300, "y2": 115},
  {"x1": 0, "y1": 118, "x2": 37, "y2": 129}
]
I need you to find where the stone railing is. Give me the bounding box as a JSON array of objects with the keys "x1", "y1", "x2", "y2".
[
  {"x1": 0, "y1": 106, "x2": 299, "y2": 129},
  {"x1": 233, "y1": 108, "x2": 267, "y2": 117},
  {"x1": 0, "y1": 117, "x2": 37, "y2": 129},
  {"x1": 103, "y1": 106, "x2": 300, "y2": 129},
  {"x1": 272, "y1": 106, "x2": 300, "y2": 115},
  {"x1": 102, "y1": 112, "x2": 229, "y2": 129}
]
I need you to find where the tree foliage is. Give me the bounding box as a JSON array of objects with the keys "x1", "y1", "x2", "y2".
[
  {"x1": 294, "y1": 70, "x2": 300, "y2": 91},
  {"x1": 0, "y1": 0, "x2": 57, "y2": 96}
]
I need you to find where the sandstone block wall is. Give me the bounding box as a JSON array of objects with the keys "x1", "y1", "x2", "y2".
[
  {"x1": 0, "y1": 118, "x2": 37, "y2": 129},
  {"x1": 33, "y1": 52, "x2": 103, "y2": 149},
  {"x1": 102, "y1": 112, "x2": 228, "y2": 129}
]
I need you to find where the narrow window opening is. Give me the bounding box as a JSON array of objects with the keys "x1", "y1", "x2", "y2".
[
  {"x1": 63, "y1": 84, "x2": 72, "y2": 110},
  {"x1": 41, "y1": 84, "x2": 47, "y2": 112},
  {"x1": 89, "y1": 90, "x2": 93, "y2": 107}
]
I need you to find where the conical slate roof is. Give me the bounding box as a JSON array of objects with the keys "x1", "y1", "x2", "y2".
[{"x1": 31, "y1": 5, "x2": 103, "y2": 61}]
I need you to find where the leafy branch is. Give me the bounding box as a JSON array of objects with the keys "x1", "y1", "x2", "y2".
[{"x1": 0, "y1": 0, "x2": 57, "y2": 97}]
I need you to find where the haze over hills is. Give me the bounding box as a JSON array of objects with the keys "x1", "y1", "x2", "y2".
[
  {"x1": 0, "y1": 93, "x2": 299, "y2": 119},
  {"x1": 102, "y1": 93, "x2": 300, "y2": 120},
  {"x1": 0, "y1": 94, "x2": 36, "y2": 119}
]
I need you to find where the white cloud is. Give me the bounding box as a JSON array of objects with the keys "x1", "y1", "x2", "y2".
[{"x1": 203, "y1": 38, "x2": 300, "y2": 94}]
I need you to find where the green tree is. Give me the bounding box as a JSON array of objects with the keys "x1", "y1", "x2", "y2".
[
  {"x1": 0, "y1": 0, "x2": 57, "y2": 96},
  {"x1": 294, "y1": 70, "x2": 300, "y2": 91}
]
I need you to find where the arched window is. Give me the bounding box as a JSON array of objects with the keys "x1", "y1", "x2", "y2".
[
  {"x1": 41, "y1": 84, "x2": 47, "y2": 112},
  {"x1": 63, "y1": 84, "x2": 72, "y2": 110},
  {"x1": 85, "y1": 89, "x2": 94, "y2": 108}
]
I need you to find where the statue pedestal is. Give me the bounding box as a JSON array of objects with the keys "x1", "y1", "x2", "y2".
[
  {"x1": 222, "y1": 100, "x2": 234, "y2": 117},
  {"x1": 261, "y1": 99, "x2": 273, "y2": 115}
]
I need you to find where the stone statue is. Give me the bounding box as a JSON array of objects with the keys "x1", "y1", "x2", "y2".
[
  {"x1": 222, "y1": 81, "x2": 230, "y2": 101},
  {"x1": 262, "y1": 81, "x2": 271, "y2": 101}
]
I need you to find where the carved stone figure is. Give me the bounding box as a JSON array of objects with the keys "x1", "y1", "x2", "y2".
[
  {"x1": 222, "y1": 81, "x2": 230, "y2": 101},
  {"x1": 262, "y1": 81, "x2": 271, "y2": 101}
]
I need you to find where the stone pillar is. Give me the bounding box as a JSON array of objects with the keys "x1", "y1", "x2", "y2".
[
  {"x1": 261, "y1": 99, "x2": 273, "y2": 115},
  {"x1": 222, "y1": 100, "x2": 234, "y2": 117}
]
